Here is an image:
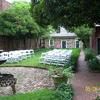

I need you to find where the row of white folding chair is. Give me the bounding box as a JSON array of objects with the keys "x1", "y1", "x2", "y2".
[{"x1": 0, "y1": 49, "x2": 34, "y2": 63}]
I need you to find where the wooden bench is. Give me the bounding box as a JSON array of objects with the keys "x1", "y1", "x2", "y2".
[{"x1": 0, "y1": 73, "x2": 17, "y2": 94}]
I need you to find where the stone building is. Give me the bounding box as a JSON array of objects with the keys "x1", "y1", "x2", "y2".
[{"x1": 45, "y1": 27, "x2": 82, "y2": 49}]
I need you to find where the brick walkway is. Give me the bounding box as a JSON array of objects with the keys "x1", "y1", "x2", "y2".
[{"x1": 71, "y1": 50, "x2": 100, "y2": 100}]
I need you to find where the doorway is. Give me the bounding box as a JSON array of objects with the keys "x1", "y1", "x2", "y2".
[
  {"x1": 97, "y1": 38, "x2": 100, "y2": 54},
  {"x1": 61, "y1": 40, "x2": 67, "y2": 48}
]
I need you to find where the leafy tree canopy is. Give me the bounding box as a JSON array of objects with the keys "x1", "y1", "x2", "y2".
[
  {"x1": 72, "y1": 25, "x2": 92, "y2": 48},
  {"x1": 31, "y1": 0, "x2": 100, "y2": 28},
  {"x1": 0, "y1": 1, "x2": 52, "y2": 39}
]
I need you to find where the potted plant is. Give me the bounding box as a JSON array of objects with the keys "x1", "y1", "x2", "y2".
[{"x1": 49, "y1": 67, "x2": 73, "y2": 88}]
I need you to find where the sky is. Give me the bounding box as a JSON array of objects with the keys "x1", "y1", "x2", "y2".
[{"x1": 6, "y1": 0, "x2": 31, "y2": 3}]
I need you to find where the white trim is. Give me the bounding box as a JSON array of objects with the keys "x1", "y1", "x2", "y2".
[
  {"x1": 75, "y1": 39, "x2": 80, "y2": 48},
  {"x1": 49, "y1": 39, "x2": 54, "y2": 47},
  {"x1": 61, "y1": 40, "x2": 67, "y2": 48}
]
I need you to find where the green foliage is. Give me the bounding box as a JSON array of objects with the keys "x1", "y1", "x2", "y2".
[
  {"x1": 73, "y1": 25, "x2": 92, "y2": 48},
  {"x1": 84, "y1": 48, "x2": 100, "y2": 72},
  {"x1": 55, "y1": 83, "x2": 74, "y2": 100},
  {"x1": 49, "y1": 67, "x2": 73, "y2": 78},
  {"x1": 70, "y1": 49, "x2": 80, "y2": 71},
  {"x1": 0, "y1": 89, "x2": 56, "y2": 100},
  {"x1": 49, "y1": 67, "x2": 73, "y2": 88},
  {"x1": 0, "y1": 2, "x2": 53, "y2": 41},
  {"x1": 0, "y1": 86, "x2": 74, "y2": 100},
  {"x1": 31, "y1": 0, "x2": 50, "y2": 27},
  {"x1": 43, "y1": 0, "x2": 100, "y2": 28},
  {"x1": 84, "y1": 48, "x2": 96, "y2": 61},
  {"x1": 96, "y1": 96, "x2": 100, "y2": 100},
  {"x1": 88, "y1": 58, "x2": 100, "y2": 72},
  {"x1": 0, "y1": 2, "x2": 37, "y2": 37}
]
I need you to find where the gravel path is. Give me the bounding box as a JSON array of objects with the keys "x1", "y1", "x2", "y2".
[
  {"x1": 0, "y1": 67, "x2": 54, "y2": 96},
  {"x1": 71, "y1": 50, "x2": 100, "y2": 100}
]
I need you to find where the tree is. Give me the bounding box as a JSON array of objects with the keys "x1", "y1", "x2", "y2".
[
  {"x1": 73, "y1": 25, "x2": 92, "y2": 48},
  {"x1": 31, "y1": 0, "x2": 50, "y2": 27},
  {"x1": 45, "y1": 0, "x2": 100, "y2": 28},
  {"x1": 31, "y1": 0, "x2": 98, "y2": 47},
  {"x1": 31, "y1": 0, "x2": 100, "y2": 28},
  {"x1": 0, "y1": 2, "x2": 52, "y2": 48}
]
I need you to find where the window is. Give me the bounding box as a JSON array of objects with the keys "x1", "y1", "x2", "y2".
[
  {"x1": 57, "y1": 26, "x2": 60, "y2": 33},
  {"x1": 75, "y1": 40, "x2": 80, "y2": 48},
  {"x1": 49, "y1": 39, "x2": 54, "y2": 47}
]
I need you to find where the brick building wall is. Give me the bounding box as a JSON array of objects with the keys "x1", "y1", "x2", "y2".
[
  {"x1": 91, "y1": 26, "x2": 100, "y2": 54},
  {"x1": 0, "y1": 0, "x2": 11, "y2": 11}
]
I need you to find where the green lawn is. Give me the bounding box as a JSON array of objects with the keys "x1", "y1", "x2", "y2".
[
  {"x1": 0, "y1": 89, "x2": 56, "y2": 100},
  {"x1": 0, "y1": 48, "x2": 80, "y2": 70},
  {"x1": 0, "y1": 48, "x2": 52, "y2": 68},
  {"x1": 0, "y1": 84, "x2": 73, "y2": 100}
]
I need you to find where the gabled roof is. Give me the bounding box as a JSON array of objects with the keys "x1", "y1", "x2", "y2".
[
  {"x1": 94, "y1": 23, "x2": 100, "y2": 27},
  {"x1": 50, "y1": 27, "x2": 76, "y2": 38}
]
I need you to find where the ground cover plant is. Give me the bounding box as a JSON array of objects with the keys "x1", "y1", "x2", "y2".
[
  {"x1": 84, "y1": 48, "x2": 96, "y2": 61},
  {"x1": 84, "y1": 48, "x2": 100, "y2": 72},
  {"x1": 55, "y1": 83, "x2": 74, "y2": 100}
]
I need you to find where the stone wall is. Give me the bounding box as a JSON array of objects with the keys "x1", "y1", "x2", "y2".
[{"x1": 45, "y1": 37, "x2": 76, "y2": 48}]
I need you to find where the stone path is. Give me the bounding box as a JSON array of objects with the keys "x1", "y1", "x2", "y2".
[
  {"x1": 71, "y1": 50, "x2": 100, "y2": 100},
  {"x1": 0, "y1": 67, "x2": 54, "y2": 96}
]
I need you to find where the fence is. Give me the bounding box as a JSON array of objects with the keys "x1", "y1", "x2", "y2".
[{"x1": 0, "y1": 36, "x2": 38, "y2": 51}]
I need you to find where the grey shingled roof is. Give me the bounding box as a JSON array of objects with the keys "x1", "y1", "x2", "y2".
[{"x1": 50, "y1": 27, "x2": 76, "y2": 38}]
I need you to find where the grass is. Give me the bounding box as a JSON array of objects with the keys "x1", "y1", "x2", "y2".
[
  {"x1": 0, "y1": 85, "x2": 74, "y2": 100},
  {"x1": 0, "y1": 89, "x2": 56, "y2": 100},
  {"x1": 0, "y1": 48, "x2": 52, "y2": 68},
  {"x1": 0, "y1": 48, "x2": 80, "y2": 69}
]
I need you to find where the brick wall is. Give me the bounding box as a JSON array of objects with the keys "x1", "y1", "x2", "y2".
[{"x1": 0, "y1": 0, "x2": 11, "y2": 11}]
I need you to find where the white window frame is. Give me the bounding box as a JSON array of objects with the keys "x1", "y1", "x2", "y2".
[
  {"x1": 61, "y1": 40, "x2": 67, "y2": 48},
  {"x1": 49, "y1": 39, "x2": 54, "y2": 47},
  {"x1": 75, "y1": 39, "x2": 80, "y2": 48}
]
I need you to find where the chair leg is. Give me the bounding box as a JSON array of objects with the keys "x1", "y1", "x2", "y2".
[{"x1": 11, "y1": 85, "x2": 16, "y2": 94}]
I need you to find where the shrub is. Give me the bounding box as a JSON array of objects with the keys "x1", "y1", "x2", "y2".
[
  {"x1": 49, "y1": 67, "x2": 73, "y2": 88},
  {"x1": 55, "y1": 83, "x2": 74, "y2": 100},
  {"x1": 84, "y1": 48, "x2": 96, "y2": 61},
  {"x1": 70, "y1": 49, "x2": 80, "y2": 71},
  {"x1": 96, "y1": 96, "x2": 100, "y2": 100},
  {"x1": 88, "y1": 58, "x2": 100, "y2": 71}
]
